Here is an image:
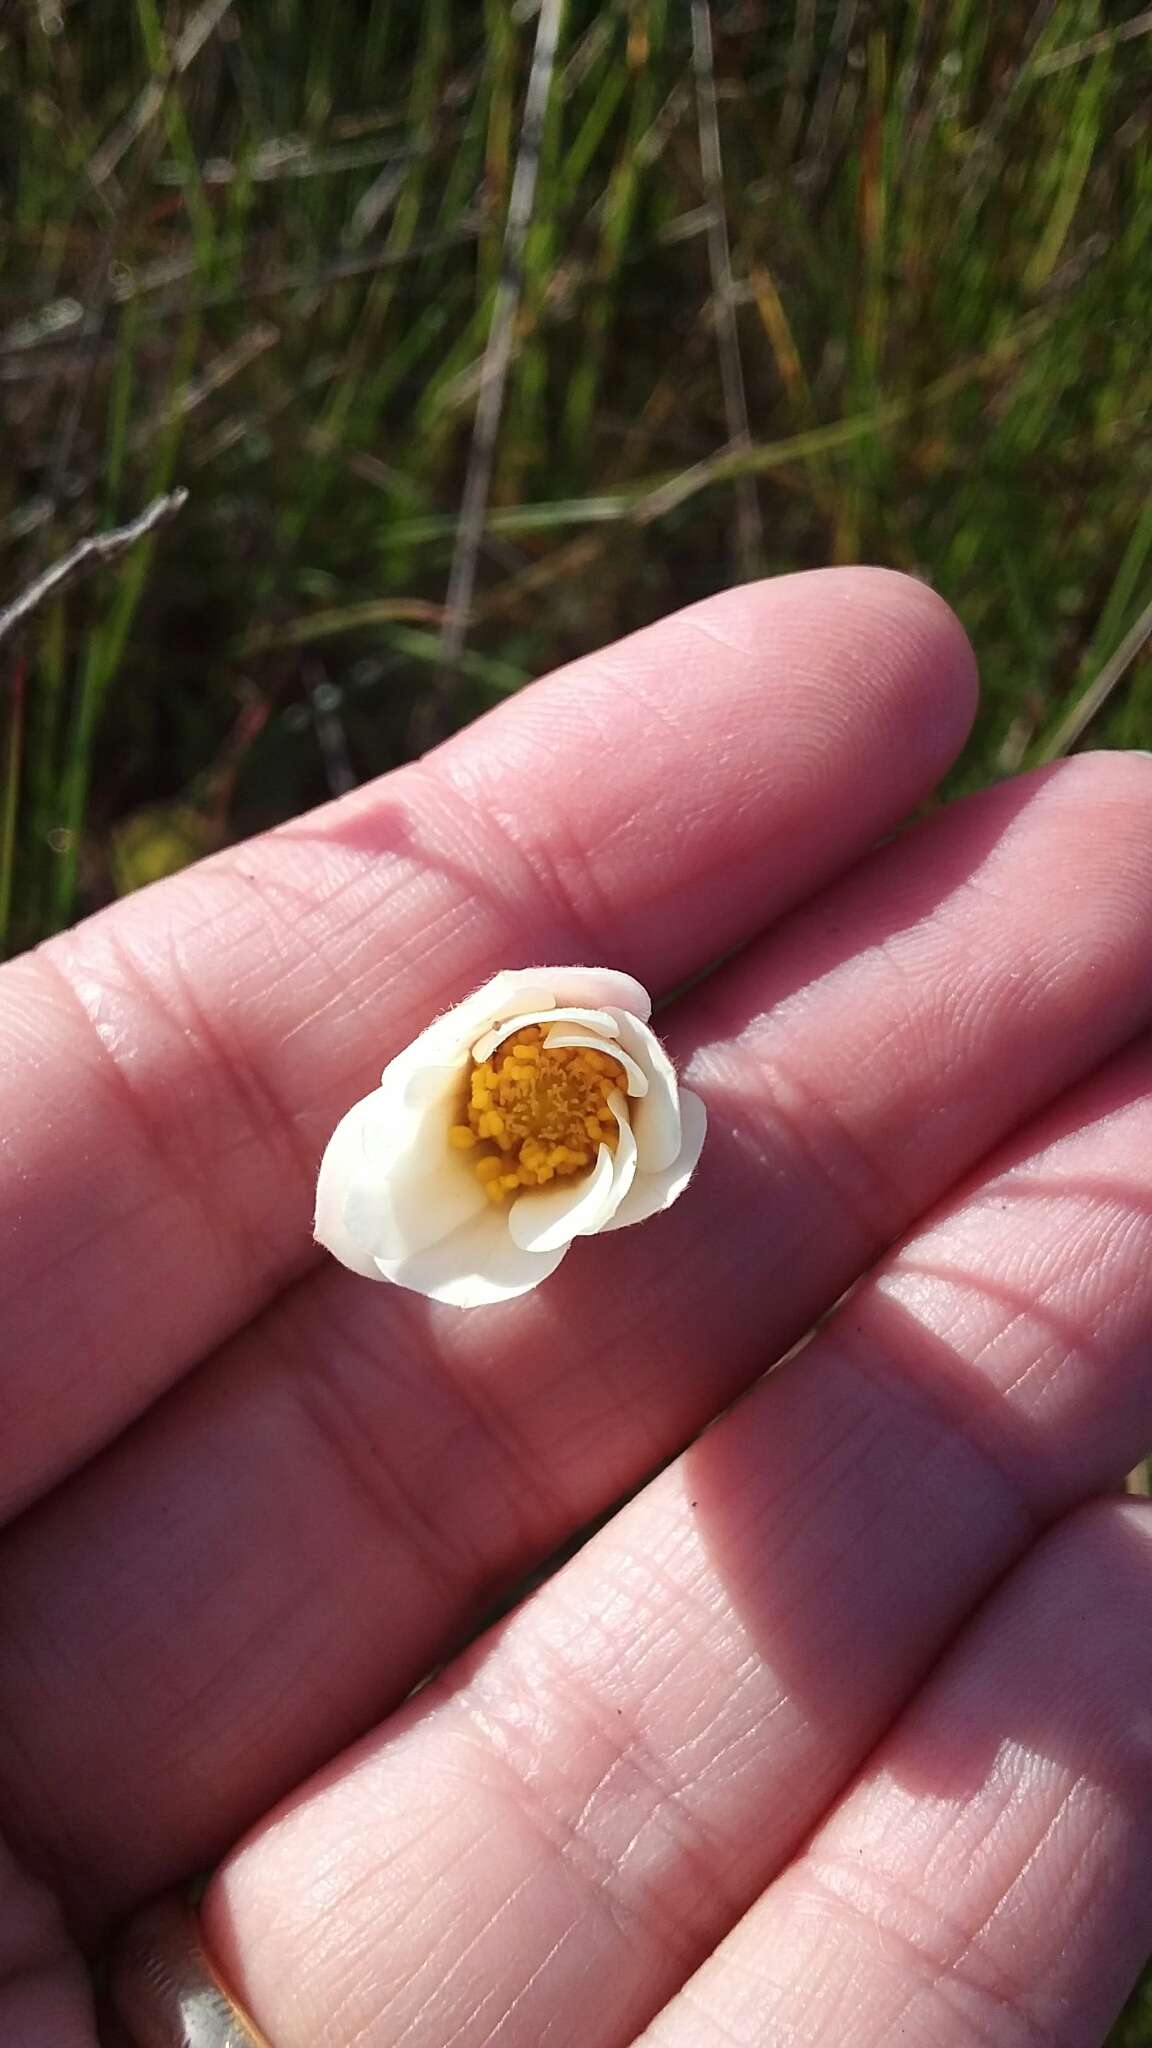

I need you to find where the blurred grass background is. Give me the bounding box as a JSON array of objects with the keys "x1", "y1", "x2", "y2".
[
  {"x1": 3, "y1": 0, "x2": 1151, "y2": 963},
  {"x1": 2, "y1": 0, "x2": 1152, "y2": 2027}
]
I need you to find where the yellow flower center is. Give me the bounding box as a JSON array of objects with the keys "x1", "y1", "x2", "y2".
[{"x1": 449, "y1": 1025, "x2": 626, "y2": 1203}]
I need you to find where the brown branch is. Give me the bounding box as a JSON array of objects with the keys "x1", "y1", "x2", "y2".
[
  {"x1": 426, "y1": 0, "x2": 565, "y2": 732},
  {"x1": 1038, "y1": 587, "x2": 1152, "y2": 760},
  {"x1": 691, "y1": 0, "x2": 763, "y2": 582},
  {"x1": 87, "y1": 0, "x2": 237, "y2": 189},
  {"x1": 0, "y1": 491, "x2": 188, "y2": 648}
]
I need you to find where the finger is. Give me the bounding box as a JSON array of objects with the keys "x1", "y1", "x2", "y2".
[
  {"x1": 639, "y1": 1499, "x2": 1152, "y2": 2048},
  {"x1": 0, "y1": 1835, "x2": 92, "y2": 2048},
  {"x1": 0, "y1": 567, "x2": 972, "y2": 1518},
  {"x1": 7, "y1": 755, "x2": 1152, "y2": 1940},
  {"x1": 196, "y1": 1013, "x2": 1152, "y2": 2048}
]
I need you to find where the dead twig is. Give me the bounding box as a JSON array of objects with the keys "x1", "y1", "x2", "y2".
[
  {"x1": 1038, "y1": 587, "x2": 1152, "y2": 760},
  {"x1": 0, "y1": 491, "x2": 188, "y2": 648},
  {"x1": 128, "y1": 325, "x2": 279, "y2": 451},
  {"x1": 1034, "y1": 4, "x2": 1152, "y2": 75},
  {"x1": 87, "y1": 0, "x2": 236, "y2": 189},
  {"x1": 426, "y1": 0, "x2": 565, "y2": 734},
  {"x1": 691, "y1": 0, "x2": 763, "y2": 582}
]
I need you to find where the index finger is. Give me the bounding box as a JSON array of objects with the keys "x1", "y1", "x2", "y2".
[{"x1": 0, "y1": 569, "x2": 975, "y2": 1517}]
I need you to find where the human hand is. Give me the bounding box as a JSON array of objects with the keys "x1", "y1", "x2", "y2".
[{"x1": 2, "y1": 568, "x2": 1151, "y2": 2048}]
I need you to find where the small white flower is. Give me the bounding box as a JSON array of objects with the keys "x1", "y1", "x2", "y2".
[{"x1": 315, "y1": 966, "x2": 707, "y2": 1308}]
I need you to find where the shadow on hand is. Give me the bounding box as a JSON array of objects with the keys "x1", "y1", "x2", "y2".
[{"x1": 680, "y1": 1050, "x2": 1152, "y2": 1859}]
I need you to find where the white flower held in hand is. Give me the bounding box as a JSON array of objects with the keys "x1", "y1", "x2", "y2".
[{"x1": 315, "y1": 967, "x2": 707, "y2": 1309}]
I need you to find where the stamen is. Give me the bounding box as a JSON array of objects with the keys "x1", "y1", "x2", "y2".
[{"x1": 458, "y1": 1025, "x2": 626, "y2": 1199}]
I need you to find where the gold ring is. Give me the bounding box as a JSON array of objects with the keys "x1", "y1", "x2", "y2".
[{"x1": 105, "y1": 1891, "x2": 272, "y2": 2047}]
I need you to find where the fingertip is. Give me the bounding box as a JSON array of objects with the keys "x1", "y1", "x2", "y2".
[
  {"x1": 1044, "y1": 1491, "x2": 1152, "y2": 1583},
  {"x1": 805, "y1": 564, "x2": 980, "y2": 755},
  {"x1": 998, "y1": 748, "x2": 1152, "y2": 894},
  {"x1": 679, "y1": 565, "x2": 979, "y2": 776},
  {"x1": 1041, "y1": 745, "x2": 1152, "y2": 803}
]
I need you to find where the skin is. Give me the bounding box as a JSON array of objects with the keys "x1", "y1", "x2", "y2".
[{"x1": 1, "y1": 566, "x2": 1152, "y2": 2047}]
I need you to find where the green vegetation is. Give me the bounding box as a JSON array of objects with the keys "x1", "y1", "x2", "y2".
[
  {"x1": 2, "y1": 0, "x2": 1151, "y2": 2024},
  {"x1": 1119, "y1": 1972, "x2": 1152, "y2": 2048},
  {"x1": 3, "y1": 0, "x2": 1150, "y2": 958}
]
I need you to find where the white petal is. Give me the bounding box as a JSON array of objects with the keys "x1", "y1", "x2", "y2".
[
  {"x1": 471, "y1": 1006, "x2": 621, "y2": 1064},
  {"x1": 598, "y1": 1090, "x2": 638, "y2": 1226},
  {"x1": 376, "y1": 971, "x2": 652, "y2": 1102},
  {"x1": 448, "y1": 970, "x2": 560, "y2": 1037},
  {"x1": 540, "y1": 1028, "x2": 649, "y2": 1096},
  {"x1": 470, "y1": 965, "x2": 645, "y2": 1028},
  {"x1": 397, "y1": 1051, "x2": 470, "y2": 1105},
  {"x1": 507, "y1": 1140, "x2": 617, "y2": 1254},
  {"x1": 534, "y1": 967, "x2": 651, "y2": 1021},
  {"x1": 600, "y1": 1088, "x2": 707, "y2": 1233},
  {"x1": 317, "y1": 1066, "x2": 488, "y2": 1274},
  {"x1": 375, "y1": 1203, "x2": 568, "y2": 1306},
  {"x1": 607, "y1": 1009, "x2": 683, "y2": 1170},
  {"x1": 381, "y1": 971, "x2": 560, "y2": 1088},
  {"x1": 314, "y1": 1092, "x2": 396, "y2": 1279},
  {"x1": 378, "y1": 1018, "x2": 467, "y2": 1089},
  {"x1": 433, "y1": 965, "x2": 650, "y2": 1055},
  {"x1": 370, "y1": 1147, "x2": 488, "y2": 1263},
  {"x1": 508, "y1": 1089, "x2": 638, "y2": 1252},
  {"x1": 375, "y1": 1028, "x2": 467, "y2": 1110}
]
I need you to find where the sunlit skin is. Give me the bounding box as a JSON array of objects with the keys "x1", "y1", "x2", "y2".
[{"x1": 1, "y1": 569, "x2": 1152, "y2": 2047}]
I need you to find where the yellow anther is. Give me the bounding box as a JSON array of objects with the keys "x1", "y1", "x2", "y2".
[{"x1": 460, "y1": 1023, "x2": 626, "y2": 1196}]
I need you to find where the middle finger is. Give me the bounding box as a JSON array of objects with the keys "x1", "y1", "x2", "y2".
[{"x1": 3, "y1": 753, "x2": 1152, "y2": 1929}]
